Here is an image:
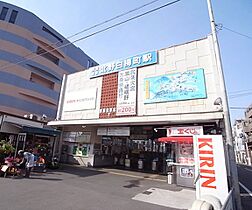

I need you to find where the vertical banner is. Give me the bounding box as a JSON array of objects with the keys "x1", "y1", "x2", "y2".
[
  {"x1": 116, "y1": 68, "x2": 137, "y2": 116},
  {"x1": 193, "y1": 135, "x2": 229, "y2": 204}
]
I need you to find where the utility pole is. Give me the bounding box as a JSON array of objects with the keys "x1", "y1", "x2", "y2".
[{"x1": 206, "y1": 0, "x2": 242, "y2": 209}]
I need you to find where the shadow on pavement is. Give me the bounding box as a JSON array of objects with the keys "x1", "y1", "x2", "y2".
[
  {"x1": 56, "y1": 164, "x2": 107, "y2": 178},
  {"x1": 241, "y1": 196, "x2": 252, "y2": 210},
  {"x1": 123, "y1": 178, "x2": 143, "y2": 188},
  {"x1": 29, "y1": 177, "x2": 63, "y2": 181}
]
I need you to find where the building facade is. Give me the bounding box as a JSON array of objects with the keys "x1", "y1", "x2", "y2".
[
  {"x1": 233, "y1": 119, "x2": 248, "y2": 164},
  {"x1": 0, "y1": 1, "x2": 97, "y2": 156},
  {"x1": 0, "y1": 1, "x2": 97, "y2": 121},
  {"x1": 244, "y1": 105, "x2": 252, "y2": 164},
  {"x1": 49, "y1": 34, "x2": 226, "y2": 177}
]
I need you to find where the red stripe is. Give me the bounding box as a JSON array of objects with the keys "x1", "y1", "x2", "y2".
[{"x1": 158, "y1": 136, "x2": 193, "y2": 143}]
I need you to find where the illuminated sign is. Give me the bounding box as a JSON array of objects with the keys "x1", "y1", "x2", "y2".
[{"x1": 90, "y1": 51, "x2": 157, "y2": 78}]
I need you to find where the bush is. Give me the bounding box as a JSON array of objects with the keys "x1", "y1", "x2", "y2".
[{"x1": 0, "y1": 140, "x2": 14, "y2": 155}]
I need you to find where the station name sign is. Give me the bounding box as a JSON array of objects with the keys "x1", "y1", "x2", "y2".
[{"x1": 89, "y1": 51, "x2": 157, "y2": 78}]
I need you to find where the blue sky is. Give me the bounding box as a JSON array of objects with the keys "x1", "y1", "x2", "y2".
[{"x1": 4, "y1": 0, "x2": 252, "y2": 123}]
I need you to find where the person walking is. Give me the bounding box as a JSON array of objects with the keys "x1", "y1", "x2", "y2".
[{"x1": 18, "y1": 150, "x2": 35, "y2": 178}]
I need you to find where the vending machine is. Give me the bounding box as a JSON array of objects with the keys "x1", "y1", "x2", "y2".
[{"x1": 176, "y1": 141, "x2": 195, "y2": 188}]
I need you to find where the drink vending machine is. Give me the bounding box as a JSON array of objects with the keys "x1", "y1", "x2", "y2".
[
  {"x1": 158, "y1": 136, "x2": 195, "y2": 188},
  {"x1": 175, "y1": 138, "x2": 195, "y2": 188}
]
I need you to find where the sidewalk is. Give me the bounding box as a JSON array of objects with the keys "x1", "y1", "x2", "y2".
[{"x1": 1, "y1": 163, "x2": 196, "y2": 210}]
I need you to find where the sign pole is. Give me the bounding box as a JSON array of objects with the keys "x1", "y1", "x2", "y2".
[{"x1": 206, "y1": 0, "x2": 242, "y2": 209}]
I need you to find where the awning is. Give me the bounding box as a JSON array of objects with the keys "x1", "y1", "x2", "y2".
[
  {"x1": 22, "y1": 126, "x2": 61, "y2": 137},
  {"x1": 158, "y1": 136, "x2": 193, "y2": 143}
]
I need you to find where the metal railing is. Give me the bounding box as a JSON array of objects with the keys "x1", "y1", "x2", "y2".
[{"x1": 221, "y1": 188, "x2": 235, "y2": 210}]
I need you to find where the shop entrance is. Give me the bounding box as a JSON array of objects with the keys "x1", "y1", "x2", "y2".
[{"x1": 100, "y1": 134, "x2": 177, "y2": 174}]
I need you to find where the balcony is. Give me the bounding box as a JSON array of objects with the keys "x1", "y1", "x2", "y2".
[
  {"x1": 245, "y1": 107, "x2": 252, "y2": 119},
  {"x1": 244, "y1": 126, "x2": 252, "y2": 134}
]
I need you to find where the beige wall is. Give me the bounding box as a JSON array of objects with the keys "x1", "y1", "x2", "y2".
[
  {"x1": 0, "y1": 19, "x2": 90, "y2": 118},
  {"x1": 58, "y1": 35, "x2": 223, "y2": 124},
  {"x1": 0, "y1": 21, "x2": 86, "y2": 71}
]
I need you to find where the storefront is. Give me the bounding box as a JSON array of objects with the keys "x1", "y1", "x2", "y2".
[
  {"x1": 0, "y1": 114, "x2": 61, "y2": 160},
  {"x1": 49, "y1": 35, "x2": 226, "y2": 186},
  {"x1": 96, "y1": 126, "x2": 169, "y2": 173}
]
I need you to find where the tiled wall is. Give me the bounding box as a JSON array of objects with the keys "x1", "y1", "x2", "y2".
[
  {"x1": 60, "y1": 35, "x2": 222, "y2": 122},
  {"x1": 137, "y1": 35, "x2": 221, "y2": 119},
  {"x1": 61, "y1": 70, "x2": 102, "y2": 120},
  {"x1": 99, "y1": 73, "x2": 118, "y2": 118}
]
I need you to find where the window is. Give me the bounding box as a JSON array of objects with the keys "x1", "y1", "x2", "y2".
[
  {"x1": 42, "y1": 26, "x2": 63, "y2": 43},
  {"x1": 9, "y1": 10, "x2": 18, "y2": 24},
  {"x1": 36, "y1": 46, "x2": 59, "y2": 65},
  {"x1": 30, "y1": 72, "x2": 55, "y2": 90},
  {"x1": 0, "y1": 7, "x2": 8, "y2": 21},
  {"x1": 26, "y1": 64, "x2": 60, "y2": 81}
]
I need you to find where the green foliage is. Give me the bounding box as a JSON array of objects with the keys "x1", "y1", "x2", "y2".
[{"x1": 0, "y1": 140, "x2": 14, "y2": 155}]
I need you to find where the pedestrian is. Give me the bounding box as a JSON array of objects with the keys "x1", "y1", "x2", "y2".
[{"x1": 17, "y1": 150, "x2": 35, "y2": 178}]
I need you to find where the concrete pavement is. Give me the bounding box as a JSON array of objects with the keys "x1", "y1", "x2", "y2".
[
  {"x1": 0, "y1": 164, "x2": 195, "y2": 210},
  {"x1": 237, "y1": 164, "x2": 252, "y2": 210}
]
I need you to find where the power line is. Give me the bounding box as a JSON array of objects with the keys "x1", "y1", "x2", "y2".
[
  {"x1": 230, "y1": 107, "x2": 248, "y2": 110},
  {"x1": 32, "y1": 0, "x2": 164, "y2": 49},
  {"x1": 229, "y1": 91, "x2": 252, "y2": 99},
  {"x1": 223, "y1": 26, "x2": 252, "y2": 40},
  {"x1": 229, "y1": 89, "x2": 252, "y2": 94},
  {"x1": 0, "y1": 0, "x2": 181, "y2": 71},
  {"x1": 217, "y1": 24, "x2": 252, "y2": 41},
  {"x1": 0, "y1": 0, "x2": 159, "y2": 68},
  {"x1": 66, "y1": 0, "x2": 162, "y2": 41},
  {"x1": 71, "y1": 1, "x2": 181, "y2": 45}
]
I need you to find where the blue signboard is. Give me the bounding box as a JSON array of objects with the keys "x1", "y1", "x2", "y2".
[
  {"x1": 90, "y1": 51, "x2": 157, "y2": 78},
  {"x1": 144, "y1": 69, "x2": 207, "y2": 104}
]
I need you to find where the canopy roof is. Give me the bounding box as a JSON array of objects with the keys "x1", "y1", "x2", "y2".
[{"x1": 158, "y1": 136, "x2": 193, "y2": 143}]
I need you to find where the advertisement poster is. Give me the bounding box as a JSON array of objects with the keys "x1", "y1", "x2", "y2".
[
  {"x1": 180, "y1": 167, "x2": 194, "y2": 178},
  {"x1": 116, "y1": 68, "x2": 137, "y2": 116},
  {"x1": 178, "y1": 143, "x2": 194, "y2": 164},
  {"x1": 167, "y1": 126, "x2": 203, "y2": 136},
  {"x1": 179, "y1": 143, "x2": 194, "y2": 156},
  {"x1": 193, "y1": 135, "x2": 229, "y2": 204},
  {"x1": 144, "y1": 69, "x2": 207, "y2": 103}
]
